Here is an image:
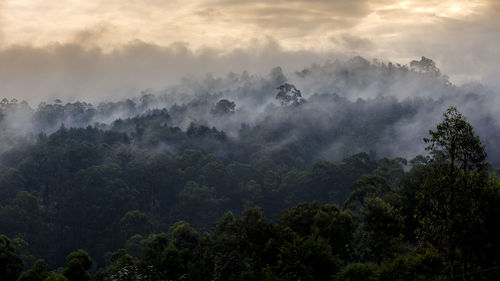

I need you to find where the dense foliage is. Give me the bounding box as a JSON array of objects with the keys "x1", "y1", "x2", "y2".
[{"x1": 1, "y1": 58, "x2": 500, "y2": 280}]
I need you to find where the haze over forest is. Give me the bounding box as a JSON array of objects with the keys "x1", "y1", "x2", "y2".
[
  {"x1": 0, "y1": 1, "x2": 500, "y2": 281},
  {"x1": 0, "y1": 0, "x2": 499, "y2": 163}
]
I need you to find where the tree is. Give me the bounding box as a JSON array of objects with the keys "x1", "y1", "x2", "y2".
[
  {"x1": 0, "y1": 234, "x2": 24, "y2": 281},
  {"x1": 44, "y1": 272, "x2": 70, "y2": 281},
  {"x1": 119, "y1": 210, "x2": 153, "y2": 240},
  {"x1": 417, "y1": 106, "x2": 488, "y2": 279},
  {"x1": 359, "y1": 198, "x2": 404, "y2": 263},
  {"x1": 410, "y1": 56, "x2": 440, "y2": 76},
  {"x1": 344, "y1": 174, "x2": 390, "y2": 212},
  {"x1": 333, "y1": 263, "x2": 378, "y2": 281},
  {"x1": 176, "y1": 181, "x2": 221, "y2": 230},
  {"x1": 210, "y1": 207, "x2": 277, "y2": 281},
  {"x1": 97, "y1": 249, "x2": 160, "y2": 281},
  {"x1": 18, "y1": 259, "x2": 50, "y2": 281},
  {"x1": 277, "y1": 236, "x2": 339, "y2": 281},
  {"x1": 140, "y1": 233, "x2": 169, "y2": 273},
  {"x1": 275, "y1": 84, "x2": 305, "y2": 107},
  {"x1": 378, "y1": 250, "x2": 446, "y2": 281},
  {"x1": 424, "y1": 106, "x2": 488, "y2": 177},
  {"x1": 63, "y1": 250, "x2": 93, "y2": 281},
  {"x1": 211, "y1": 99, "x2": 236, "y2": 115},
  {"x1": 170, "y1": 221, "x2": 200, "y2": 251},
  {"x1": 278, "y1": 202, "x2": 354, "y2": 259}
]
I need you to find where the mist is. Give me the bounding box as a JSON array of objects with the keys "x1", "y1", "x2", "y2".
[
  {"x1": 1, "y1": 47, "x2": 499, "y2": 167},
  {"x1": 3, "y1": 2, "x2": 500, "y2": 278},
  {"x1": 0, "y1": 40, "x2": 343, "y2": 104}
]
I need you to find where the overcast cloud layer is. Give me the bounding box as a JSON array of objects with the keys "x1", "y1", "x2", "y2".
[{"x1": 0, "y1": 0, "x2": 499, "y2": 102}]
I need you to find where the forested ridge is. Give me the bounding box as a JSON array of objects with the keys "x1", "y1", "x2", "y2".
[{"x1": 1, "y1": 57, "x2": 500, "y2": 280}]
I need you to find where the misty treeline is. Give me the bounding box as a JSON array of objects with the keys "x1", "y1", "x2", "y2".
[
  {"x1": 1, "y1": 57, "x2": 500, "y2": 280},
  {"x1": 1, "y1": 56, "x2": 499, "y2": 165}
]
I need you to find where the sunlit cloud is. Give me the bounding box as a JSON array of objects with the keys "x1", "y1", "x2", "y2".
[
  {"x1": 0, "y1": 0, "x2": 498, "y2": 88},
  {"x1": 0, "y1": 0, "x2": 493, "y2": 50}
]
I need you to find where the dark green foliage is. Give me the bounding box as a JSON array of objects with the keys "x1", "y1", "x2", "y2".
[
  {"x1": 17, "y1": 259, "x2": 50, "y2": 281},
  {"x1": 0, "y1": 102, "x2": 409, "y2": 269},
  {"x1": 177, "y1": 182, "x2": 221, "y2": 230},
  {"x1": 1, "y1": 101, "x2": 500, "y2": 281},
  {"x1": 0, "y1": 168, "x2": 26, "y2": 204},
  {"x1": 186, "y1": 246, "x2": 215, "y2": 281},
  {"x1": 277, "y1": 236, "x2": 339, "y2": 281},
  {"x1": 378, "y1": 250, "x2": 446, "y2": 281},
  {"x1": 63, "y1": 250, "x2": 93, "y2": 281},
  {"x1": 278, "y1": 202, "x2": 354, "y2": 259},
  {"x1": 0, "y1": 191, "x2": 42, "y2": 243},
  {"x1": 358, "y1": 198, "x2": 404, "y2": 262},
  {"x1": 424, "y1": 106, "x2": 488, "y2": 175},
  {"x1": 44, "y1": 272, "x2": 70, "y2": 281},
  {"x1": 210, "y1": 207, "x2": 278, "y2": 281},
  {"x1": 140, "y1": 233, "x2": 169, "y2": 271},
  {"x1": 0, "y1": 234, "x2": 23, "y2": 281},
  {"x1": 96, "y1": 249, "x2": 150, "y2": 281},
  {"x1": 344, "y1": 174, "x2": 390, "y2": 212},
  {"x1": 418, "y1": 106, "x2": 490, "y2": 279},
  {"x1": 334, "y1": 263, "x2": 379, "y2": 281},
  {"x1": 119, "y1": 210, "x2": 152, "y2": 240}
]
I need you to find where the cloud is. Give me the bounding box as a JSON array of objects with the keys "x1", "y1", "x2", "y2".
[
  {"x1": 195, "y1": 7, "x2": 224, "y2": 21},
  {"x1": 212, "y1": 0, "x2": 372, "y2": 17},
  {"x1": 0, "y1": 0, "x2": 4, "y2": 46},
  {"x1": 0, "y1": 38, "x2": 344, "y2": 104},
  {"x1": 71, "y1": 22, "x2": 118, "y2": 48},
  {"x1": 1, "y1": 0, "x2": 188, "y2": 47},
  {"x1": 334, "y1": 34, "x2": 376, "y2": 52},
  {"x1": 384, "y1": 4, "x2": 499, "y2": 87},
  {"x1": 340, "y1": 0, "x2": 500, "y2": 88},
  {"x1": 0, "y1": 0, "x2": 498, "y2": 96},
  {"x1": 202, "y1": 0, "x2": 373, "y2": 36}
]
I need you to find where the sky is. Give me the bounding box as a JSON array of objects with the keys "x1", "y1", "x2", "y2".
[{"x1": 0, "y1": 0, "x2": 499, "y2": 102}]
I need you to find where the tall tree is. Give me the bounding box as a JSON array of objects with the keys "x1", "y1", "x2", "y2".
[
  {"x1": 424, "y1": 106, "x2": 488, "y2": 177},
  {"x1": 418, "y1": 106, "x2": 488, "y2": 279}
]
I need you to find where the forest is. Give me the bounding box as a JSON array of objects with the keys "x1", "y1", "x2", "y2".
[{"x1": 1, "y1": 57, "x2": 500, "y2": 281}]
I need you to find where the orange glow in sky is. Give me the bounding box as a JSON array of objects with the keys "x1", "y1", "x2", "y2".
[{"x1": 0, "y1": 0, "x2": 491, "y2": 51}]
